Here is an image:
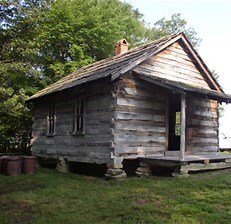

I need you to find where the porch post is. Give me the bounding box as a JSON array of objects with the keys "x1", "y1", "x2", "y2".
[{"x1": 179, "y1": 93, "x2": 186, "y2": 161}]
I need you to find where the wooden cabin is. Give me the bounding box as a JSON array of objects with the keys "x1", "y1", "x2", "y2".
[{"x1": 28, "y1": 33, "x2": 231, "y2": 177}]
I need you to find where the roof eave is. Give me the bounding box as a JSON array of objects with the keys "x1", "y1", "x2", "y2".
[{"x1": 136, "y1": 73, "x2": 231, "y2": 104}]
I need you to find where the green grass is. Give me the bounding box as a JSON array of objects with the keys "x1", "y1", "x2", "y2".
[{"x1": 0, "y1": 168, "x2": 230, "y2": 224}]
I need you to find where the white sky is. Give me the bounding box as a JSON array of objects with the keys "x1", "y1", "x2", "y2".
[{"x1": 125, "y1": 0, "x2": 231, "y2": 141}]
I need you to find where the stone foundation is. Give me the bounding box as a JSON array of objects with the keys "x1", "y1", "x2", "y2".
[
  {"x1": 56, "y1": 158, "x2": 70, "y2": 173},
  {"x1": 135, "y1": 162, "x2": 152, "y2": 177},
  {"x1": 105, "y1": 163, "x2": 126, "y2": 179},
  {"x1": 172, "y1": 166, "x2": 189, "y2": 177}
]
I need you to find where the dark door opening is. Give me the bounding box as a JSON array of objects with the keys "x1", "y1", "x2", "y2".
[{"x1": 168, "y1": 93, "x2": 181, "y2": 151}]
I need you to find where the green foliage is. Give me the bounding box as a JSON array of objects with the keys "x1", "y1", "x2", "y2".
[
  {"x1": 0, "y1": 87, "x2": 31, "y2": 153},
  {"x1": 148, "y1": 13, "x2": 201, "y2": 48},
  {"x1": 0, "y1": 0, "x2": 50, "y2": 152},
  {"x1": 175, "y1": 111, "x2": 181, "y2": 136},
  {"x1": 0, "y1": 168, "x2": 230, "y2": 223},
  {"x1": 36, "y1": 0, "x2": 147, "y2": 82}
]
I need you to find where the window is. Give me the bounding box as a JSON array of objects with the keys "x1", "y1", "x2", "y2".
[
  {"x1": 73, "y1": 98, "x2": 85, "y2": 135},
  {"x1": 47, "y1": 104, "x2": 55, "y2": 136}
]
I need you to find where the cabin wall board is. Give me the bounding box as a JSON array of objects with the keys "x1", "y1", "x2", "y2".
[
  {"x1": 133, "y1": 41, "x2": 211, "y2": 90},
  {"x1": 31, "y1": 78, "x2": 113, "y2": 164},
  {"x1": 113, "y1": 73, "x2": 167, "y2": 157},
  {"x1": 186, "y1": 96, "x2": 219, "y2": 153}
]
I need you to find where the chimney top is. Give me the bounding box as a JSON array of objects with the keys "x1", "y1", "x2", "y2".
[{"x1": 115, "y1": 38, "x2": 129, "y2": 55}]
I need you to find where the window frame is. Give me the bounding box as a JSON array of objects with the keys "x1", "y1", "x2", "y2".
[
  {"x1": 47, "y1": 103, "x2": 56, "y2": 137},
  {"x1": 73, "y1": 97, "x2": 86, "y2": 136}
]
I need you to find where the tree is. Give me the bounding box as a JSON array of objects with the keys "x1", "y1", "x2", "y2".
[
  {"x1": 147, "y1": 13, "x2": 201, "y2": 48},
  {"x1": 36, "y1": 0, "x2": 147, "y2": 83},
  {"x1": 0, "y1": 0, "x2": 52, "y2": 153}
]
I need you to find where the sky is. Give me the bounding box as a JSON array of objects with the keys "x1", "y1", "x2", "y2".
[{"x1": 125, "y1": 0, "x2": 231, "y2": 144}]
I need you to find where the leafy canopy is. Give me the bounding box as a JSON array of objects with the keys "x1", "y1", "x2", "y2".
[
  {"x1": 37, "y1": 0, "x2": 147, "y2": 82},
  {"x1": 148, "y1": 13, "x2": 201, "y2": 48}
]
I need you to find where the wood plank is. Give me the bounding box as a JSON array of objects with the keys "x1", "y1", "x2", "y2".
[
  {"x1": 187, "y1": 133, "x2": 217, "y2": 139},
  {"x1": 115, "y1": 122, "x2": 165, "y2": 132},
  {"x1": 115, "y1": 112, "x2": 165, "y2": 122},
  {"x1": 116, "y1": 105, "x2": 164, "y2": 115},
  {"x1": 182, "y1": 162, "x2": 231, "y2": 172},
  {"x1": 165, "y1": 94, "x2": 169, "y2": 151},
  {"x1": 187, "y1": 98, "x2": 218, "y2": 109},
  {"x1": 118, "y1": 75, "x2": 165, "y2": 95},
  {"x1": 114, "y1": 134, "x2": 166, "y2": 143},
  {"x1": 187, "y1": 119, "x2": 217, "y2": 127},
  {"x1": 117, "y1": 89, "x2": 164, "y2": 102},
  {"x1": 187, "y1": 144, "x2": 218, "y2": 150},
  {"x1": 115, "y1": 119, "x2": 166, "y2": 129},
  {"x1": 114, "y1": 146, "x2": 165, "y2": 155},
  {"x1": 186, "y1": 110, "x2": 218, "y2": 118},
  {"x1": 114, "y1": 129, "x2": 166, "y2": 137},
  {"x1": 135, "y1": 65, "x2": 210, "y2": 89},
  {"x1": 186, "y1": 146, "x2": 218, "y2": 152},
  {"x1": 187, "y1": 115, "x2": 218, "y2": 123},
  {"x1": 167, "y1": 42, "x2": 192, "y2": 57},
  {"x1": 188, "y1": 137, "x2": 218, "y2": 144},
  {"x1": 116, "y1": 97, "x2": 165, "y2": 110},
  {"x1": 32, "y1": 136, "x2": 112, "y2": 146},
  {"x1": 187, "y1": 128, "x2": 217, "y2": 135},
  {"x1": 85, "y1": 113, "x2": 111, "y2": 125},
  {"x1": 179, "y1": 94, "x2": 186, "y2": 160},
  {"x1": 147, "y1": 56, "x2": 205, "y2": 80},
  {"x1": 154, "y1": 49, "x2": 196, "y2": 68}
]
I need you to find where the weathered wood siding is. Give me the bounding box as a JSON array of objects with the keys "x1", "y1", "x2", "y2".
[
  {"x1": 186, "y1": 96, "x2": 219, "y2": 153},
  {"x1": 113, "y1": 73, "x2": 167, "y2": 157},
  {"x1": 133, "y1": 41, "x2": 211, "y2": 90},
  {"x1": 31, "y1": 78, "x2": 113, "y2": 164}
]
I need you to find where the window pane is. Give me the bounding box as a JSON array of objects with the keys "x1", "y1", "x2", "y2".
[
  {"x1": 73, "y1": 98, "x2": 85, "y2": 134},
  {"x1": 48, "y1": 104, "x2": 55, "y2": 135}
]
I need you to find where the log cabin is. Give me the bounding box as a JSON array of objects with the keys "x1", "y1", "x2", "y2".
[{"x1": 28, "y1": 32, "x2": 231, "y2": 177}]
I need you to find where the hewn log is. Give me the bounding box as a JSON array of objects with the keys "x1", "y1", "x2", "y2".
[{"x1": 179, "y1": 94, "x2": 186, "y2": 160}]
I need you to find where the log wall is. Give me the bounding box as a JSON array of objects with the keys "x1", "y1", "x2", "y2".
[
  {"x1": 31, "y1": 78, "x2": 113, "y2": 164},
  {"x1": 186, "y1": 96, "x2": 219, "y2": 153},
  {"x1": 113, "y1": 72, "x2": 167, "y2": 157}
]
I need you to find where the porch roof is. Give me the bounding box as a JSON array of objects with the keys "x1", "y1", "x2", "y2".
[{"x1": 137, "y1": 72, "x2": 231, "y2": 103}]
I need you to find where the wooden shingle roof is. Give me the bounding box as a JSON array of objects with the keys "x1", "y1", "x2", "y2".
[{"x1": 28, "y1": 32, "x2": 231, "y2": 103}]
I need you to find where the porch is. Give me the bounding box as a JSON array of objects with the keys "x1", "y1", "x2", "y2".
[{"x1": 138, "y1": 153, "x2": 231, "y2": 176}]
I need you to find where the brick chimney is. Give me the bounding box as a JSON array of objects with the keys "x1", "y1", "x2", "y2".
[{"x1": 115, "y1": 39, "x2": 129, "y2": 55}]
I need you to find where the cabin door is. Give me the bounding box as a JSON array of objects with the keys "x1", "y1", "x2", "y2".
[{"x1": 168, "y1": 93, "x2": 181, "y2": 151}]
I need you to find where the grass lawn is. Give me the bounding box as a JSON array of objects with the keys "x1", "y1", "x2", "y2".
[{"x1": 0, "y1": 167, "x2": 230, "y2": 224}]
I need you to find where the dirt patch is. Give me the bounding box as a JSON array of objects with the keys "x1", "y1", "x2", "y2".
[
  {"x1": 0, "y1": 181, "x2": 44, "y2": 223},
  {"x1": 0, "y1": 182, "x2": 45, "y2": 196},
  {"x1": 0, "y1": 200, "x2": 34, "y2": 224}
]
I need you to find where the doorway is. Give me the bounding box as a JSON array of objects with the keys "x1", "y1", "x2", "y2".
[{"x1": 168, "y1": 93, "x2": 181, "y2": 151}]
